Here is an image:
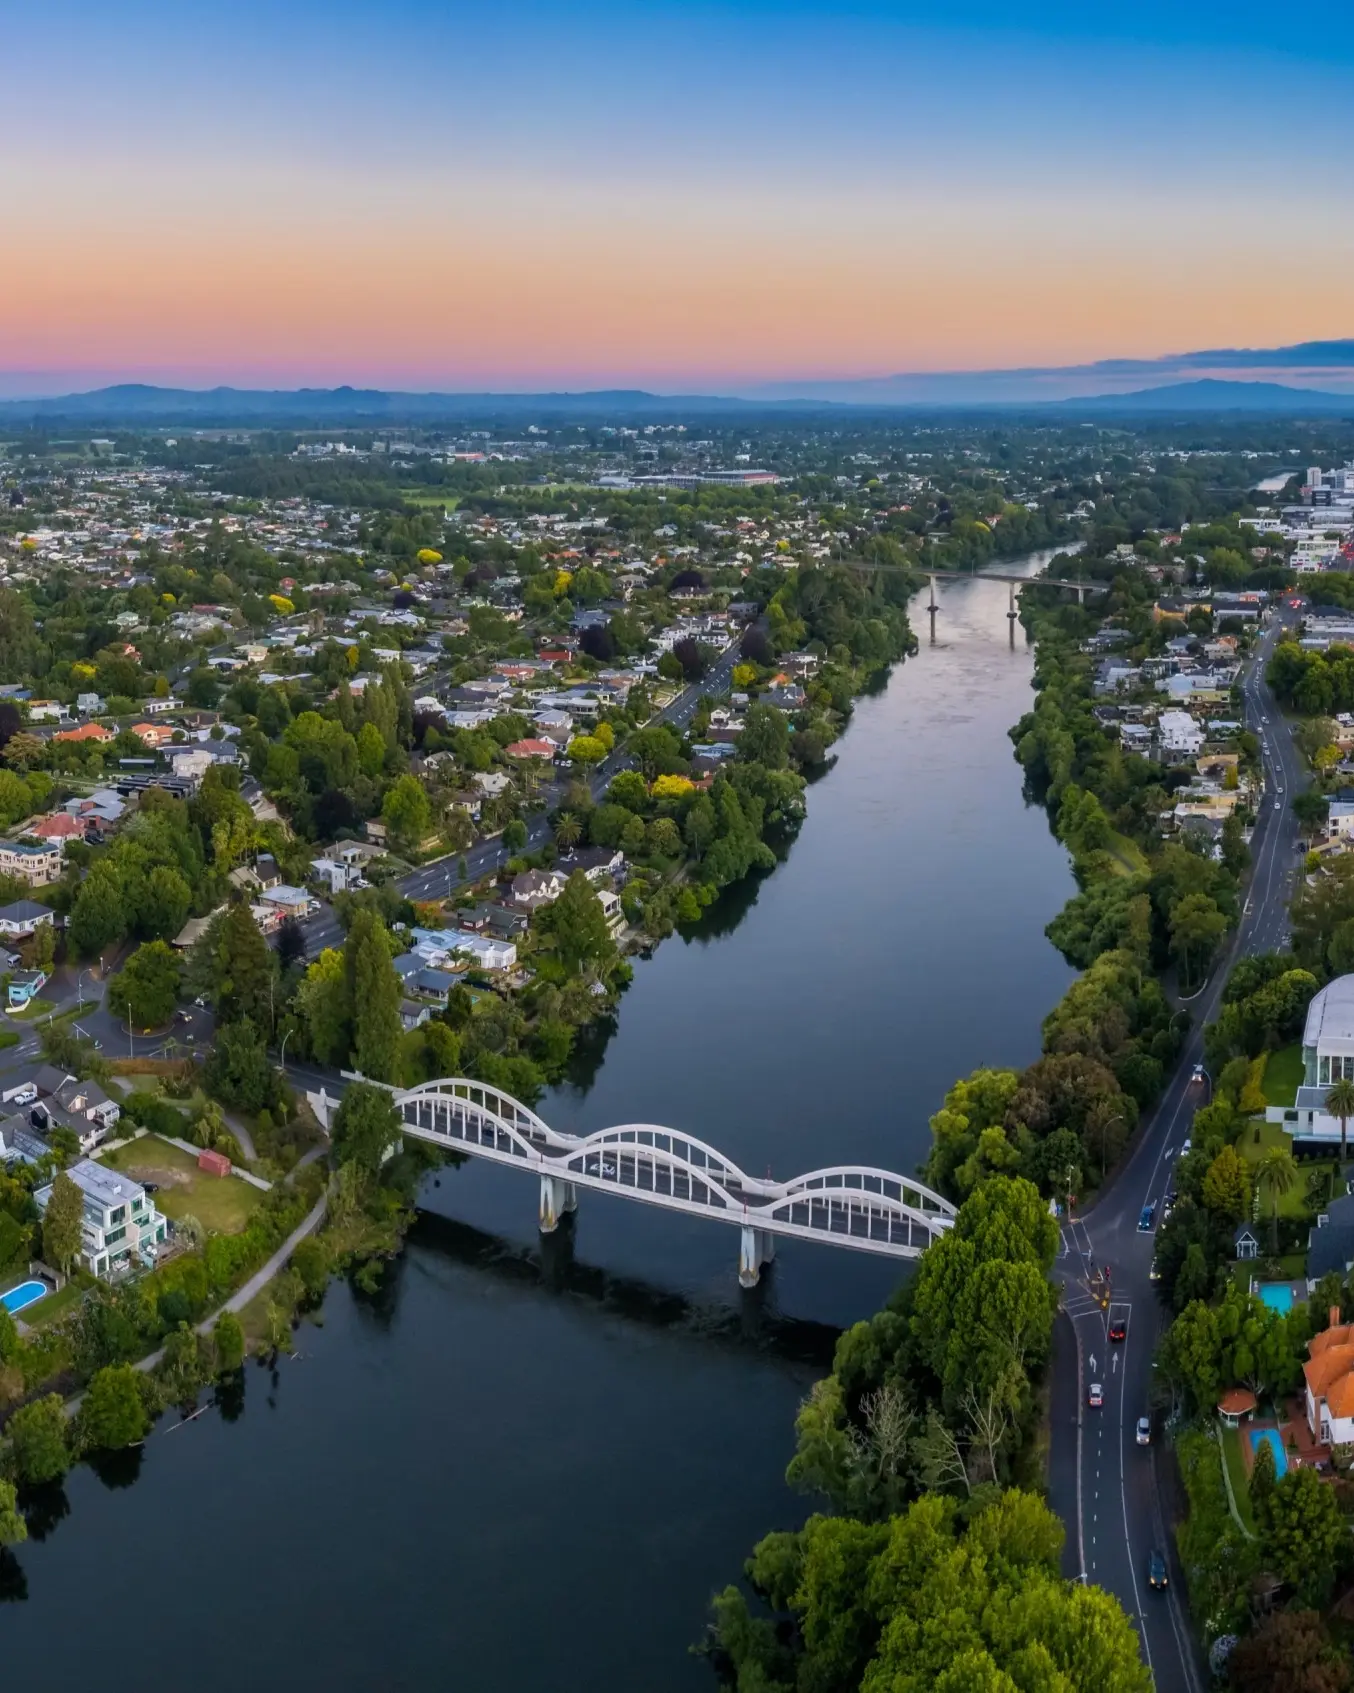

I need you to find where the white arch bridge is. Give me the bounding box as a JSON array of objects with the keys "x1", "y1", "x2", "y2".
[{"x1": 320, "y1": 1077, "x2": 956, "y2": 1285}]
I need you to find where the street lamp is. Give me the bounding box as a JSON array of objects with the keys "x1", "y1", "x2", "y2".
[{"x1": 279, "y1": 1028, "x2": 291, "y2": 1071}]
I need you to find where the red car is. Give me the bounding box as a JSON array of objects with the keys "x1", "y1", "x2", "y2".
[{"x1": 1109, "y1": 1318, "x2": 1127, "y2": 1343}]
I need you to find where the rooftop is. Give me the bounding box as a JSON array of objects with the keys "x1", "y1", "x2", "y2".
[{"x1": 1304, "y1": 975, "x2": 1354, "y2": 1054}]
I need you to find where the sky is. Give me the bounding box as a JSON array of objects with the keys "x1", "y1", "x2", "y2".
[{"x1": 1, "y1": 0, "x2": 1352, "y2": 396}]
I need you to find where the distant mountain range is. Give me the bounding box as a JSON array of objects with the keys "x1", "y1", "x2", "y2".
[{"x1": 1, "y1": 342, "x2": 1353, "y2": 424}]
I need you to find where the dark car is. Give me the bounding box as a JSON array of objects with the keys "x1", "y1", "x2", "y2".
[
  {"x1": 1148, "y1": 1548, "x2": 1168, "y2": 1590},
  {"x1": 1137, "y1": 1204, "x2": 1156, "y2": 1233},
  {"x1": 1109, "y1": 1318, "x2": 1127, "y2": 1343},
  {"x1": 174, "y1": 1009, "x2": 193, "y2": 1023}
]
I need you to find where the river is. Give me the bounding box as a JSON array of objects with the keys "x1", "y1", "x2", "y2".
[{"x1": 3, "y1": 556, "x2": 1078, "y2": 1690}]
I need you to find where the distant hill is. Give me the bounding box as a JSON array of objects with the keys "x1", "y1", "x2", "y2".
[
  {"x1": 1050, "y1": 378, "x2": 1354, "y2": 414},
  {"x1": 0, "y1": 383, "x2": 813, "y2": 427}
]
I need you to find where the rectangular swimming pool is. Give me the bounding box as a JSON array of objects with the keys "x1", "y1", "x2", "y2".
[
  {"x1": 0, "y1": 1279, "x2": 48, "y2": 1316},
  {"x1": 1256, "y1": 1282, "x2": 1295, "y2": 1313},
  {"x1": 1249, "y1": 1427, "x2": 1288, "y2": 1478}
]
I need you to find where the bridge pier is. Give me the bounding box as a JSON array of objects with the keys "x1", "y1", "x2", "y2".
[
  {"x1": 1008, "y1": 581, "x2": 1019, "y2": 647},
  {"x1": 738, "y1": 1225, "x2": 776, "y2": 1288},
  {"x1": 927, "y1": 575, "x2": 938, "y2": 644},
  {"x1": 539, "y1": 1174, "x2": 578, "y2": 1234}
]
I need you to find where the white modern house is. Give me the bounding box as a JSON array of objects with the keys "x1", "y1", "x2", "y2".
[
  {"x1": 35, "y1": 1159, "x2": 168, "y2": 1279},
  {"x1": 1157, "y1": 710, "x2": 1205, "y2": 757},
  {"x1": 1268, "y1": 975, "x2": 1354, "y2": 1146}
]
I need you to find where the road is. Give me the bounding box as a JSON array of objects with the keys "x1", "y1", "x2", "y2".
[
  {"x1": 1048, "y1": 602, "x2": 1305, "y2": 1691},
  {"x1": 296, "y1": 637, "x2": 743, "y2": 955}
]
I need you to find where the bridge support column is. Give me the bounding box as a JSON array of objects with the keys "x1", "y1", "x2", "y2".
[
  {"x1": 738, "y1": 1226, "x2": 775, "y2": 1288},
  {"x1": 1008, "y1": 581, "x2": 1018, "y2": 648},
  {"x1": 927, "y1": 576, "x2": 938, "y2": 644},
  {"x1": 539, "y1": 1174, "x2": 577, "y2": 1234}
]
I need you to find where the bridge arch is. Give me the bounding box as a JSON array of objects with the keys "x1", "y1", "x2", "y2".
[{"x1": 366, "y1": 1078, "x2": 957, "y2": 1285}]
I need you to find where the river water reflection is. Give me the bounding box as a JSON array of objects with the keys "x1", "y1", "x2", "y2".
[{"x1": 3, "y1": 558, "x2": 1078, "y2": 1691}]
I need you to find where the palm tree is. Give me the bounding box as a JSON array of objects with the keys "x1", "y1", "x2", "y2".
[
  {"x1": 1327, "y1": 1076, "x2": 1354, "y2": 1170},
  {"x1": 554, "y1": 811, "x2": 582, "y2": 850},
  {"x1": 1256, "y1": 1147, "x2": 1298, "y2": 1253}
]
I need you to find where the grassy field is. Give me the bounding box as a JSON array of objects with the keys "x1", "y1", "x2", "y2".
[
  {"x1": 399, "y1": 489, "x2": 459, "y2": 510},
  {"x1": 100, "y1": 1136, "x2": 262, "y2": 1235},
  {"x1": 1237, "y1": 1116, "x2": 1332, "y2": 1216},
  {"x1": 1219, "y1": 1426, "x2": 1256, "y2": 1531},
  {"x1": 1105, "y1": 830, "x2": 1150, "y2": 877},
  {"x1": 8, "y1": 996, "x2": 56, "y2": 1020},
  {"x1": 19, "y1": 1278, "x2": 89, "y2": 1329},
  {"x1": 1262, "y1": 1044, "x2": 1305, "y2": 1107}
]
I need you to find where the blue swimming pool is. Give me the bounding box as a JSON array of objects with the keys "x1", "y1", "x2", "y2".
[
  {"x1": 0, "y1": 1279, "x2": 48, "y2": 1316},
  {"x1": 1257, "y1": 1282, "x2": 1295, "y2": 1313},
  {"x1": 1250, "y1": 1427, "x2": 1289, "y2": 1478}
]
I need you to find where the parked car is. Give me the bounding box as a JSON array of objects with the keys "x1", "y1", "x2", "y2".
[
  {"x1": 1180, "y1": 1138, "x2": 1192, "y2": 1158},
  {"x1": 1149, "y1": 1259, "x2": 1161, "y2": 1283},
  {"x1": 1088, "y1": 1382, "x2": 1104, "y2": 1408},
  {"x1": 6, "y1": 1084, "x2": 37, "y2": 1106},
  {"x1": 1162, "y1": 1193, "x2": 1176, "y2": 1219},
  {"x1": 1136, "y1": 1416, "x2": 1152, "y2": 1446},
  {"x1": 1148, "y1": 1548, "x2": 1168, "y2": 1590}
]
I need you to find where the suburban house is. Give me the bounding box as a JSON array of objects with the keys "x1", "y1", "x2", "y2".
[
  {"x1": 1303, "y1": 1310, "x2": 1354, "y2": 1447},
  {"x1": 556, "y1": 846, "x2": 626, "y2": 886},
  {"x1": 311, "y1": 856, "x2": 364, "y2": 894},
  {"x1": 34, "y1": 1158, "x2": 168, "y2": 1279},
  {"x1": 409, "y1": 927, "x2": 517, "y2": 973},
  {"x1": 0, "y1": 899, "x2": 54, "y2": 939},
  {"x1": 0, "y1": 840, "x2": 63, "y2": 886},
  {"x1": 52, "y1": 720, "x2": 112, "y2": 744},
  {"x1": 509, "y1": 868, "x2": 568, "y2": 912},
  {"x1": 1268, "y1": 975, "x2": 1354, "y2": 1147},
  {"x1": 32, "y1": 1066, "x2": 122, "y2": 1153},
  {"x1": 1307, "y1": 1193, "x2": 1354, "y2": 1289},
  {"x1": 1157, "y1": 710, "x2": 1205, "y2": 757},
  {"x1": 7, "y1": 968, "x2": 47, "y2": 1008}
]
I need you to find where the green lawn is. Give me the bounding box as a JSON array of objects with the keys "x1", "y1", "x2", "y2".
[
  {"x1": 1106, "y1": 830, "x2": 1150, "y2": 878},
  {"x1": 1238, "y1": 1117, "x2": 1332, "y2": 1216},
  {"x1": 1219, "y1": 1426, "x2": 1256, "y2": 1531},
  {"x1": 1262, "y1": 1044, "x2": 1305, "y2": 1108},
  {"x1": 399, "y1": 489, "x2": 459, "y2": 510},
  {"x1": 0, "y1": 1029, "x2": 17, "y2": 1050},
  {"x1": 100, "y1": 1136, "x2": 262, "y2": 1235},
  {"x1": 18, "y1": 1278, "x2": 89, "y2": 1329}
]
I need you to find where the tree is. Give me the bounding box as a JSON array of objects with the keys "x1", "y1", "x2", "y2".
[
  {"x1": 277, "y1": 914, "x2": 308, "y2": 972},
  {"x1": 204, "y1": 1018, "x2": 279, "y2": 1114},
  {"x1": 554, "y1": 811, "x2": 583, "y2": 849},
  {"x1": 567, "y1": 734, "x2": 607, "y2": 766},
  {"x1": 502, "y1": 818, "x2": 528, "y2": 853},
  {"x1": 345, "y1": 910, "x2": 401, "y2": 1081},
  {"x1": 537, "y1": 871, "x2": 616, "y2": 977},
  {"x1": 1264, "y1": 1466, "x2": 1350, "y2": 1606},
  {"x1": 1249, "y1": 1429, "x2": 1278, "y2": 1530},
  {"x1": 1256, "y1": 1147, "x2": 1298, "y2": 1253},
  {"x1": 1229, "y1": 1609, "x2": 1351, "y2": 1693},
  {"x1": 108, "y1": 940, "x2": 181, "y2": 1029},
  {"x1": 382, "y1": 773, "x2": 433, "y2": 854},
  {"x1": 331, "y1": 1081, "x2": 401, "y2": 1176},
  {"x1": 1201, "y1": 1144, "x2": 1250, "y2": 1224},
  {"x1": 0, "y1": 1477, "x2": 25, "y2": 1550},
  {"x1": 291, "y1": 1236, "x2": 330, "y2": 1300},
  {"x1": 76, "y1": 1362, "x2": 152, "y2": 1452},
  {"x1": 209, "y1": 899, "x2": 277, "y2": 1032},
  {"x1": 3, "y1": 1393, "x2": 69, "y2": 1486},
  {"x1": 42, "y1": 1170, "x2": 83, "y2": 1275},
  {"x1": 738, "y1": 703, "x2": 791, "y2": 770},
  {"x1": 68, "y1": 862, "x2": 126, "y2": 958},
  {"x1": 138, "y1": 864, "x2": 192, "y2": 941},
  {"x1": 1327, "y1": 1076, "x2": 1354, "y2": 1168},
  {"x1": 213, "y1": 1311, "x2": 245, "y2": 1374},
  {"x1": 1170, "y1": 893, "x2": 1229, "y2": 990}
]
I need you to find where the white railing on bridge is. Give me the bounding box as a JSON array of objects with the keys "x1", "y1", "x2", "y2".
[{"x1": 381, "y1": 1077, "x2": 955, "y2": 1285}]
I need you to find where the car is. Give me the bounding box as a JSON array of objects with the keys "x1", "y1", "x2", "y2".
[
  {"x1": 6, "y1": 1084, "x2": 37, "y2": 1106},
  {"x1": 1180, "y1": 1138, "x2": 1192, "y2": 1158},
  {"x1": 193, "y1": 996, "x2": 208, "y2": 1008},
  {"x1": 1149, "y1": 1259, "x2": 1161, "y2": 1282},
  {"x1": 1137, "y1": 1415, "x2": 1152, "y2": 1445},
  {"x1": 174, "y1": 1008, "x2": 193, "y2": 1023},
  {"x1": 1274, "y1": 800, "x2": 1281, "y2": 811},
  {"x1": 1191, "y1": 1063, "x2": 1204, "y2": 1081},
  {"x1": 141, "y1": 1181, "x2": 160, "y2": 1194},
  {"x1": 1137, "y1": 1204, "x2": 1156, "y2": 1232},
  {"x1": 1162, "y1": 1192, "x2": 1177, "y2": 1219},
  {"x1": 1109, "y1": 1318, "x2": 1127, "y2": 1343},
  {"x1": 601, "y1": 1160, "x2": 618, "y2": 1177},
  {"x1": 1148, "y1": 1548, "x2": 1168, "y2": 1590},
  {"x1": 1088, "y1": 1382, "x2": 1104, "y2": 1408}
]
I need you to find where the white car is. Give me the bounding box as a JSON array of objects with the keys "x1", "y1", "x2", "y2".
[
  {"x1": 1180, "y1": 1138, "x2": 1192, "y2": 1157},
  {"x1": 1088, "y1": 1383, "x2": 1104, "y2": 1408},
  {"x1": 1136, "y1": 1416, "x2": 1152, "y2": 1446}
]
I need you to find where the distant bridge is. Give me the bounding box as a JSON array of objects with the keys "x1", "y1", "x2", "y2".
[{"x1": 313, "y1": 1077, "x2": 956, "y2": 1285}]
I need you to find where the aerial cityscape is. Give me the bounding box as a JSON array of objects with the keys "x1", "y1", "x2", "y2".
[{"x1": 2, "y1": 4, "x2": 1354, "y2": 1692}]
